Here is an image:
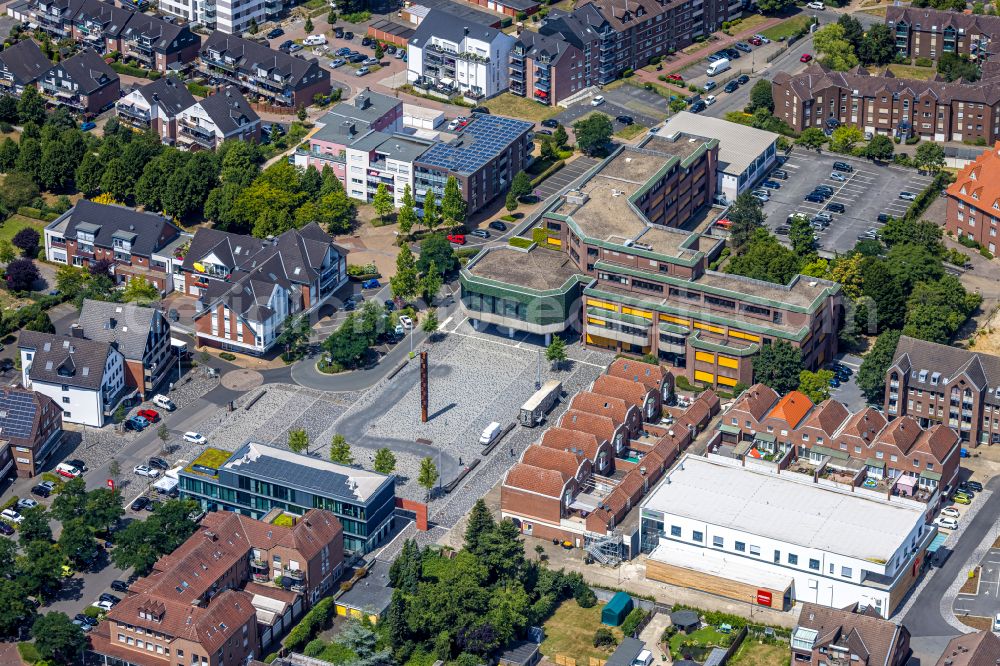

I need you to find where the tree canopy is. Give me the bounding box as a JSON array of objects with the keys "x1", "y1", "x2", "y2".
[{"x1": 572, "y1": 114, "x2": 613, "y2": 156}]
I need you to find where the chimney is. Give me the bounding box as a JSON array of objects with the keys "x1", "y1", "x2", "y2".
[
  {"x1": 69, "y1": 324, "x2": 85, "y2": 339},
  {"x1": 464, "y1": 26, "x2": 469, "y2": 36}
]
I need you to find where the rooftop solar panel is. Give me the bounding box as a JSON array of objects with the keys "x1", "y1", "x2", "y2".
[
  {"x1": 417, "y1": 114, "x2": 532, "y2": 175},
  {"x1": 0, "y1": 390, "x2": 38, "y2": 440}
]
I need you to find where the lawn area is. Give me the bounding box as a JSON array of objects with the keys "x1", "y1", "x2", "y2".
[
  {"x1": 762, "y1": 14, "x2": 813, "y2": 41},
  {"x1": 886, "y1": 63, "x2": 935, "y2": 80},
  {"x1": 615, "y1": 124, "x2": 648, "y2": 140},
  {"x1": 858, "y1": 5, "x2": 888, "y2": 17},
  {"x1": 540, "y1": 600, "x2": 623, "y2": 666},
  {"x1": 728, "y1": 13, "x2": 772, "y2": 34},
  {"x1": 0, "y1": 215, "x2": 47, "y2": 245},
  {"x1": 482, "y1": 93, "x2": 559, "y2": 122},
  {"x1": 670, "y1": 626, "x2": 731, "y2": 662},
  {"x1": 729, "y1": 641, "x2": 790, "y2": 666}
]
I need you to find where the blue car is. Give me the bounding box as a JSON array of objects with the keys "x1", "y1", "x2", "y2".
[
  {"x1": 362, "y1": 278, "x2": 381, "y2": 289},
  {"x1": 335, "y1": 47, "x2": 351, "y2": 56},
  {"x1": 829, "y1": 378, "x2": 841, "y2": 388},
  {"x1": 80, "y1": 121, "x2": 96, "y2": 131},
  {"x1": 125, "y1": 415, "x2": 149, "y2": 431},
  {"x1": 761, "y1": 180, "x2": 781, "y2": 189}
]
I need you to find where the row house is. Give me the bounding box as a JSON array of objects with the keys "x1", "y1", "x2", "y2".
[
  {"x1": 772, "y1": 63, "x2": 1000, "y2": 144},
  {"x1": 885, "y1": 334, "x2": 1000, "y2": 447},
  {"x1": 26, "y1": 0, "x2": 85, "y2": 40},
  {"x1": 71, "y1": 0, "x2": 132, "y2": 53},
  {"x1": 886, "y1": 6, "x2": 1000, "y2": 63},
  {"x1": 791, "y1": 602, "x2": 911, "y2": 666},
  {"x1": 38, "y1": 48, "x2": 118, "y2": 116},
  {"x1": 200, "y1": 31, "x2": 331, "y2": 108},
  {"x1": 176, "y1": 85, "x2": 260, "y2": 151},
  {"x1": 117, "y1": 12, "x2": 200, "y2": 73},
  {"x1": 460, "y1": 133, "x2": 841, "y2": 387},
  {"x1": 1, "y1": 387, "x2": 62, "y2": 478},
  {"x1": 0, "y1": 39, "x2": 52, "y2": 96},
  {"x1": 724, "y1": 383, "x2": 960, "y2": 501},
  {"x1": 89, "y1": 509, "x2": 344, "y2": 666},
  {"x1": 44, "y1": 200, "x2": 186, "y2": 293},
  {"x1": 116, "y1": 76, "x2": 197, "y2": 142},
  {"x1": 180, "y1": 224, "x2": 347, "y2": 355},
  {"x1": 945, "y1": 141, "x2": 1000, "y2": 253}
]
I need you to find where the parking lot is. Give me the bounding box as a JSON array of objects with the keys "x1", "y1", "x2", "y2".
[
  {"x1": 533, "y1": 156, "x2": 601, "y2": 200},
  {"x1": 827, "y1": 353, "x2": 866, "y2": 412},
  {"x1": 759, "y1": 151, "x2": 936, "y2": 254},
  {"x1": 554, "y1": 86, "x2": 668, "y2": 131},
  {"x1": 954, "y1": 545, "x2": 1000, "y2": 624}
]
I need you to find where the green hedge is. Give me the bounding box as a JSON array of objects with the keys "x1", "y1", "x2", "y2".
[
  {"x1": 530, "y1": 160, "x2": 565, "y2": 187},
  {"x1": 283, "y1": 597, "x2": 335, "y2": 651},
  {"x1": 674, "y1": 375, "x2": 706, "y2": 393},
  {"x1": 531, "y1": 227, "x2": 556, "y2": 244},
  {"x1": 904, "y1": 171, "x2": 953, "y2": 222},
  {"x1": 187, "y1": 82, "x2": 211, "y2": 97},
  {"x1": 219, "y1": 352, "x2": 237, "y2": 361},
  {"x1": 1, "y1": 495, "x2": 18, "y2": 511},
  {"x1": 16, "y1": 206, "x2": 58, "y2": 222},
  {"x1": 17, "y1": 642, "x2": 41, "y2": 665},
  {"x1": 508, "y1": 237, "x2": 533, "y2": 249},
  {"x1": 621, "y1": 608, "x2": 648, "y2": 636},
  {"x1": 110, "y1": 62, "x2": 161, "y2": 79}
]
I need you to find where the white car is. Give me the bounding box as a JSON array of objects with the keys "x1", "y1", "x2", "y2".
[
  {"x1": 16, "y1": 498, "x2": 38, "y2": 510},
  {"x1": 399, "y1": 315, "x2": 414, "y2": 329},
  {"x1": 92, "y1": 600, "x2": 114, "y2": 612},
  {"x1": 184, "y1": 432, "x2": 207, "y2": 445},
  {"x1": 830, "y1": 172, "x2": 847, "y2": 182},
  {"x1": 133, "y1": 465, "x2": 160, "y2": 478},
  {"x1": 934, "y1": 516, "x2": 959, "y2": 530},
  {"x1": 0, "y1": 508, "x2": 22, "y2": 524},
  {"x1": 806, "y1": 1, "x2": 824, "y2": 8},
  {"x1": 941, "y1": 506, "x2": 961, "y2": 519},
  {"x1": 303, "y1": 34, "x2": 327, "y2": 46},
  {"x1": 754, "y1": 34, "x2": 770, "y2": 44},
  {"x1": 705, "y1": 95, "x2": 717, "y2": 106},
  {"x1": 591, "y1": 95, "x2": 605, "y2": 106},
  {"x1": 994, "y1": 612, "x2": 1000, "y2": 632}
]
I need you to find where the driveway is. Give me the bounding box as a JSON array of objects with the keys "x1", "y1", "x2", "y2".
[{"x1": 828, "y1": 353, "x2": 866, "y2": 412}]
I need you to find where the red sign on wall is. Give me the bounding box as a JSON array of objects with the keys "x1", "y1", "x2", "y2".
[
  {"x1": 107, "y1": 479, "x2": 115, "y2": 491},
  {"x1": 756, "y1": 590, "x2": 773, "y2": 606}
]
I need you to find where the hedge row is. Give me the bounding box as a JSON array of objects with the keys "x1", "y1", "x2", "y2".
[
  {"x1": 508, "y1": 237, "x2": 533, "y2": 249},
  {"x1": 283, "y1": 597, "x2": 335, "y2": 651},
  {"x1": 903, "y1": 171, "x2": 953, "y2": 222},
  {"x1": 110, "y1": 62, "x2": 162, "y2": 79},
  {"x1": 17, "y1": 207, "x2": 58, "y2": 222}
]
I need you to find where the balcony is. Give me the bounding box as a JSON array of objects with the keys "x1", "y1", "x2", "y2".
[
  {"x1": 179, "y1": 121, "x2": 216, "y2": 149},
  {"x1": 117, "y1": 104, "x2": 151, "y2": 127},
  {"x1": 283, "y1": 568, "x2": 305, "y2": 581},
  {"x1": 425, "y1": 42, "x2": 490, "y2": 64}
]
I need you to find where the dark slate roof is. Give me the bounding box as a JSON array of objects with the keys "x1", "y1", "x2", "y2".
[
  {"x1": 542, "y1": 4, "x2": 608, "y2": 45},
  {"x1": 409, "y1": 9, "x2": 507, "y2": 48},
  {"x1": 53, "y1": 200, "x2": 181, "y2": 257},
  {"x1": 890, "y1": 334, "x2": 1000, "y2": 391},
  {"x1": 0, "y1": 39, "x2": 52, "y2": 86},
  {"x1": 336, "y1": 559, "x2": 394, "y2": 616},
  {"x1": 412, "y1": 0, "x2": 501, "y2": 28},
  {"x1": 606, "y1": 638, "x2": 645, "y2": 666},
  {"x1": 885, "y1": 5, "x2": 1000, "y2": 35},
  {"x1": 201, "y1": 31, "x2": 328, "y2": 90},
  {"x1": 134, "y1": 76, "x2": 196, "y2": 116},
  {"x1": 796, "y1": 603, "x2": 906, "y2": 666},
  {"x1": 19, "y1": 330, "x2": 117, "y2": 390},
  {"x1": 219, "y1": 442, "x2": 392, "y2": 503},
  {"x1": 0, "y1": 387, "x2": 57, "y2": 448},
  {"x1": 74, "y1": 0, "x2": 133, "y2": 38},
  {"x1": 55, "y1": 48, "x2": 117, "y2": 95},
  {"x1": 182, "y1": 227, "x2": 265, "y2": 273},
  {"x1": 119, "y1": 12, "x2": 200, "y2": 54},
  {"x1": 514, "y1": 29, "x2": 575, "y2": 66},
  {"x1": 77, "y1": 300, "x2": 161, "y2": 362},
  {"x1": 196, "y1": 85, "x2": 259, "y2": 135},
  {"x1": 498, "y1": 641, "x2": 541, "y2": 666}
]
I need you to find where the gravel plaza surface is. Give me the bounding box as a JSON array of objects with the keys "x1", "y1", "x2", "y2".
[{"x1": 759, "y1": 151, "x2": 936, "y2": 254}]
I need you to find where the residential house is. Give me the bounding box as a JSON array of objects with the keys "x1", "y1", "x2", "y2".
[
  {"x1": 176, "y1": 85, "x2": 260, "y2": 150},
  {"x1": 200, "y1": 32, "x2": 331, "y2": 107},
  {"x1": 158, "y1": 0, "x2": 283, "y2": 34},
  {"x1": 116, "y1": 12, "x2": 200, "y2": 73},
  {"x1": 44, "y1": 200, "x2": 186, "y2": 293},
  {"x1": 26, "y1": 0, "x2": 86, "y2": 40},
  {"x1": 407, "y1": 10, "x2": 516, "y2": 100},
  {"x1": 76, "y1": 300, "x2": 173, "y2": 400},
  {"x1": 18, "y1": 330, "x2": 128, "y2": 427},
  {"x1": 38, "y1": 48, "x2": 118, "y2": 116},
  {"x1": 935, "y1": 631, "x2": 1000, "y2": 666},
  {"x1": 2, "y1": 387, "x2": 62, "y2": 478},
  {"x1": 116, "y1": 76, "x2": 197, "y2": 141},
  {"x1": 606, "y1": 358, "x2": 674, "y2": 405},
  {"x1": 509, "y1": 29, "x2": 587, "y2": 106},
  {"x1": 0, "y1": 39, "x2": 52, "y2": 96},
  {"x1": 791, "y1": 602, "x2": 911, "y2": 665},
  {"x1": 70, "y1": 0, "x2": 133, "y2": 53},
  {"x1": 886, "y1": 6, "x2": 1000, "y2": 62},
  {"x1": 945, "y1": 141, "x2": 1000, "y2": 253},
  {"x1": 180, "y1": 223, "x2": 347, "y2": 355}
]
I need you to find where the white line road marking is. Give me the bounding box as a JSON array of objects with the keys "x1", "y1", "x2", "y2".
[{"x1": 440, "y1": 316, "x2": 453, "y2": 329}]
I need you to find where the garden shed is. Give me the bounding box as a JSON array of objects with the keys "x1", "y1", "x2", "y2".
[{"x1": 601, "y1": 592, "x2": 634, "y2": 626}]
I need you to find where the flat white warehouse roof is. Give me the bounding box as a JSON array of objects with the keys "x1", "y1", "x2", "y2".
[
  {"x1": 641, "y1": 455, "x2": 926, "y2": 563},
  {"x1": 657, "y1": 112, "x2": 777, "y2": 176}
]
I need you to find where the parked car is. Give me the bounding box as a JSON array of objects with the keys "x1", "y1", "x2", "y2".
[
  {"x1": 266, "y1": 27, "x2": 284, "y2": 39},
  {"x1": 966, "y1": 480, "x2": 985, "y2": 492},
  {"x1": 489, "y1": 221, "x2": 508, "y2": 231},
  {"x1": 858, "y1": 228, "x2": 878, "y2": 240},
  {"x1": 703, "y1": 81, "x2": 716, "y2": 91},
  {"x1": 734, "y1": 42, "x2": 752, "y2": 53},
  {"x1": 616, "y1": 115, "x2": 634, "y2": 124},
  {"x1": 363, "y1": 57, "x2": 379, "y2": 66},
  {"x1": 800, "y1": 53, "x2": 813, "y2": 63},
  {"x1": 133, "y1": 465, "x2": 159, "y2": 478},
  {"x1": 148, "y1": 457, "x2": 169, "y2": 471},
  {"x1": 399, "y1": 315, "x2": 414, "y2": 329},
  {"x1": 877, "y1": 213, "x2": 890, "y2": 223},
  {"x1": 362, "y1": 278, "x2": 381, "y2": 289},
  {"x1": 814, "y1": 185, "x2": 834, "y2": 194},
  {"x1": 137, "y1": 408, "x2": 159, "y2": 423},
  {"x1": 348, "y1": 53, "x2": 365, "y2": 63},
  {"x1": 591, "y1": 95, "x2": 605, "y2": 106},
  {"x1": 754, "y1": 34, "x2": 770, "y2": 43},
  {"x1": 704, "y1": 95, "x2": 716, "y2": 106},
  {"x1": 751, "y1": 192, "x2": 769, "y2": 203},
  {"x1": 934, "y1": 516, "x2": 959, "y2": 530},
  {"x1": 446, "y1": 234, "x2": 466, "y2": 245},
  {"x1": 395, "y1": 49, "x2": 406, "y2": 59},
  {"x1": 125, "y1": 415, "x2": 149, "y2": 431},
  {"x1": 666, "y1": 73, "x2": 684, "y2": 82},
  {"x1": 470, "y1": 229, "x2": 490, "y2": 238},
  {"x1": 92, "y1": 600, "x2": 114, "y2": 612},
  {"x1": 334, "y1": 26, "x2": 344, "y2": 37},
  {"x1": 941, "y1": 506, "x2": 961, "y2": 519},
  {"x1": 775, "y1": 225, "x2": 790, "y2": 235},
  {"x1": 541, "y1": 118, "x2": 559, "y2": 128},
  {"x1": 16, "y1": 498, "x2": 38, "y2": 511},
  {"x1": 470, "y1": 106, "x2": 490, "y2": 114},
  {"x1": 183, "y1": 432, "x2": 207, "y2": 445},
  {"x1": 748, "y1": 37, "x2": 762, "y2": 46},
  {"x1": 31, "y1": 482, "x2": 55, "y2": 498},
  {"x1": 690, "y1": 100, "x2": 707, "y2": 113},
  {"x1": 751, "y1": 188, "x2": 770, "y2": 199},
  {"x1": 723, "y1": 80, "x2": 739, "y2": 93},
  {"x1": 723, "y1": 48, "x2": 741, "y2": 60},
  {"x1": 0, "y1": 508, "x2": 23, "y2": 524},
  {"x1": 335, "y1": 46, "x2": 351, "y2": 56},
  {"x1": 303, "y1": 34, "x2": 327, "y2": 46},
  {"x1": 826, "y1": 202, "x2": 846, "y2": 213},
  {"x1": 736, "y1": 74, "x2": 750, "y2": 85},
  {"x1": 762, "y1": 180, "x2": 781, "y2": 189},
  {"x1": 110, "y1": 580, "x2": 130, "y2": 593},
  {"x1": 899, "y1": 191, "x2": 917, "y2": 201},
  {"x1": 771, "y1": 169, "x2": 788, "y2": 180},
  {"x1": 355, "y1": 66, "x2": 370, "y2": 76},
  {"x1": 806, "y1": 1, "x2": 824, "y2": 8},
  {"x1": 832, "y1": 161, "x2": 853, "y2": 173},
  {"x1": 80, "y1": 121, "x2": 96, "y2": 131},
  {"x1": 56, "y1": 463, "x2": 82, "y2": 478},
  {"x1": 0, "y1": 522, "x2": 12, "y2": 535},
  {"x1": 153, "y1": 395, "x2": 176, "y2": 411},
  {"x1": 954, "y1": 494, "x2": 971, "y2": 505},
  {"x1": 535, "y1": 129, "x2": 553, "y2": 136},
  {"x1": 829, "y1": 172, "x2": 847, "y2": 182},
  {"x1": 330, "y1": 58, "x2": 346, "y2": 68},
  {"x1": 805, "y1": 193, "x2": 826, "y2": 203},
  {"x1": 343, "y1": 31, "x2": 354, "y2": 40},
  {"x1": 130, "y1": 496, "x2": 150, "y2": 511}
]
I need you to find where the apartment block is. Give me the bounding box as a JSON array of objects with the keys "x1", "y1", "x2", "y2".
[
  {"x1": 177, "y1": 85, "x2": 260, "y2": 150},
  {"x1": 884, "y1": 334, "x2": 1000, "y2": 446},
  {"x1": 0, "y1": 387, "x2": 62, "y2": 478},
  {"x1": 945, "y1": 142, "x2": 1000, "y2": 253},
  {"x1": 460, "y1": 131, "x2": 841, "y2": 387},
  {"x1": 116, "y1": 76, "x2": 197, "y2": 142},
  {"x1": 38, "y1": 48, "x2": 118, "y2": 116},
  {"x1": 772, "y1": 63, "x2": 1000, "y2": 143},
  {"x1": 886, "y1": 6, "x2": 1000, "y2": 62},
  {"x1": 0, "y1": 39, "x2": 52, "y2": 96},
  {"x1": 158, "y1": 0, "x2": 283, "y2": 33},
  {"x1": 791, "y1": 603, "x2": 911, "y2": 665},
  {"x1": 71, "y1": 0, "x2": 133, "y2": 53},
  {"x1": 200, "y1": 32, "x2": 331, "y2": 108},
  {"x1": 509, "y1": 30, "x2": 588, "y2": 106},
  {"x1": 117, "y1": 12, "x2": 200, "y2": 73},
  {"x1": 723, "y1": 383, "x2": 960, "y2": 501}
]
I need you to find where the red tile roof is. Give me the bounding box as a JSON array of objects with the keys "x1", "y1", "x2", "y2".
[
  {"x1": 732, "y1": 384, "x2": 779, "y2": 420},
  {"x1": 948, "y1": 143, "x2": 1000, "y2": 212},
  {"x1": 801, "y1": 399, "x2": 849, "y2": 436},
  {"x1": 607, "y1": 358, "x2": 668, "y2": 392},
  {"x1": 569, "y1": 391, "x2": 631, "y2": 425},
  {"x1": 767, "y1": 390, "x2": 813, "y2": 428},
  {"x1": 837, "y1": 407, "x2": 887, "y2": 442},
  {"x1": 558, "y1": 410, "x2": 615, "y2": 445},
  {"x1": 521, "y1": 445, "x2": 586, "y2": 480},
  {"x1": 503, "y1": 463, "x2": 569, "y2": 498},
  {"x1": 591, "y1": 375, "x2": 650, "y2": 411}
]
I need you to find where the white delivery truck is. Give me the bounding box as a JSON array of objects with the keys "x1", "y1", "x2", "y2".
[{"x1": 519, "y1": 380, "x2": 562, "y2": 427}]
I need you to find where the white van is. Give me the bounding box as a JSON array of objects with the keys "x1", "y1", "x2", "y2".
[
  {"x1": 480, "y1": 422, "x2": 502, "y2": 446},
  {"x1": 303, "y1": 34, "x2": 327, "y2": 46},
  {"x1": 632, "y1": 650, "x2": 653, "y2": 666},
  {"x1": 153, "y1": 394, "x2": 176, "y2": 411},
  {"x1": 56, "y1": 462, "x2": 82, "y2": 478},
  {"x1": 706, "y1": 58, "x2": 731, "y2": 77}
]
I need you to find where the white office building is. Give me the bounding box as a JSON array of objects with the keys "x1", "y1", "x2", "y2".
[{"x1": 639, "y1": 455, "x2": 934, "y2": 618}]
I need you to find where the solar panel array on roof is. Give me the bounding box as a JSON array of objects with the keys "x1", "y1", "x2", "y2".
[
  {"x1": 417, "y1": 114, "x2": 531, "y2": 175},
  {"x1": 0, "y1": 391, "x2": 38, "y2": 440}
]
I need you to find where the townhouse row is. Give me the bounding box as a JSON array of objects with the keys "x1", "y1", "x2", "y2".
[{"x1": 0, "y1": 40, "x2": 119, "y2": 115}]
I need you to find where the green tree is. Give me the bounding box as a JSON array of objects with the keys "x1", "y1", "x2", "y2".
[
  {"x1": 59, "y1": 518, "x2": 98, "y2": 566},
  {"x1": 32, "y1": 612, "x2": 86, "y2": 664},
  {"x1": 464, "y1": 499, "x2": 496, "y2": 555},
  {"x1": 789, "y1": 214, "x2": 816, "y2": 256},
  {"x1": 38, "y1": 139, "x2": 77, "y2": 191},
  {"x1": 545, "y1": 335, "x2": 567, "y2": 370},
  {"x1": 14, "y1": 136, "x2": 41, "y2": 181},
  {"x1": 880, "y1": 217, "x2": 942, "y2": 252},
  {"x1": 276, "y1": 313, "x2": 311, "y2": 360},
  {"x1": 417, "y1": 234, "x2": 458, "y2": 274},
  {"x1": 752, "y1": 340, "x2": 803, "y2": 394},
  {"x1": 121, "y1": 277, "x2": 160, "y2": 303},
  {"x1": 157, "y1": 422, "x2": 170, "y2": 453},
  {"x1": 17, "y1": 540, "x2": 64, "y2": 601},
  {"x1": 0, "y1": 240, "x2": 15, "y2": 264},
  {"x1": 478, "y1": 519, "x2": 527, "y2": 583},
  {"x1": 75, "y1": 151, "x2": 106, "y2": 196},
  {"x1": 861, "y1": 259, "x2": 905, "y2": 329},
  {"x1": 937, "y1": 52, "x2": 979, "y2": 82},
  {"x1": 329, "y1": 434, "x2": 353, "y2": 464},
  {"x1": 857, "y1": 329, "x2": 902, "y2": 402},
  {"x1": 111, "y1": 500, "x2": 199, "y2": 575},
  {"x1": 573, "y1": 113, "x2": 613, "y2": 156},
  {"x1": 554, "y1": 123, "x2": 569, "y2": 148},
  {"x1": 914, "y1": 142, "x2": 946, "y2": 172},
  {"x1": 420, "y1": 260, "x2": 443, "y2": 303},
  {"x1": 727, "y1": 192, "x2": 767, "y2": 254},
  {"x1": 51, "y1": 476, "x2": 87, "y2": 524},
  {"x1": 510, "y1": 170, "x2": 532, "y2": 200},
  {"x1": 54, "y1": 264, "x2": 90, "y2": 300},
  {"x1": 418, "y1": 456, "x2": 439, "y2": 500},
  {"x1": 0, "y1": 95, "x2": 16, "y2": 124},
  {"x1": 903, "y1": 275, "x2": 981, "y2": 343},
  {"x1": 0, "y1": 137, "x2": 18, "y2": 172},
  {"x1": 19, "y1": 506, "x2": 52, "y2": 545},
  {"x1": 247, "y1": 17, "x2": 258, "y2": 33},
  {"x1": 391, "y1": 244, "x2": 419, "y2": 302},
  {"x1": 373, "y1": 447, "x2": 397, "y2": 474},
  {"x1": 505, "y1": 191, "x2": 518, "y2": 213},
  {"x1": 727, "y1": 229, "x2": 802, "y2": 284},
  {"x1": 865, "y1": 134, "x2": 894, "y2": 161},
  {"x1": 756, "y1": 0, "x2": 795, "y2": 13},
  {"x1": 886, "y1": 242, "x2": 943, "y2": 292},
  {"x1": 441, "y1": 176, "x2": 467, "y2": 225},
  {"x1": 831, "y1": 125, "x2": 864, "y2": 152},
  {"x1": 813, "y1": 24, "x2": 859, "y2": 71},
  {"x1": 798, "y1": 369, "x2": 835, "y2": 403},
  {"x1": 859, "y1": 23, "x2": 895, "y2": 66},
  {"x1": 100, "y1": 158, "x2": 134, "y2": 200},
  {"x1": 288, "y1": 429, "x2": 309, "y2": 453},
  {"x1": 423, "y1": 190, "x2": 440, "y2": 231},
  {"x1": 398, "y1": 184, "x2": 418, "y2": 235},
  {"x1": 372, "y1": 182, "x2": 394, "y2": 223},
  {"x1": 298, "y1": 105, "x2": 308, "y2": 122},
  {"x1": 837, "y1": 14, "x2": 864, "y2": 49},
  {"x1": 85, "y1": 487, "x2": 124, "y2": 534},
  {"x1": 796, "y1": 127, "x2": 828, "y2": 150},
  {"x1": 305, "y1": 16, "x2": 314, "y2": 32},
  {"x1": 17, "y1": 86, "x2": 46, "y2": 126},
  {"x1": 324, "y1": 313, "x2": 370, "y2": 367},
  {"x1": 747, "y1": 79, "x2": 774, "y2": 114},
  {"x1": 0, "y1": 579, "x2": 29, "y2": 638},
  {"x1": 422, "y1": 307, "x2": 439, "y2": 335}
]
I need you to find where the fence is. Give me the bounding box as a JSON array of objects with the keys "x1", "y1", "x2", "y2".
[
  {"x1": 554, "y1": 655, "x2": 577, "y2": 666},
  {"x1": 251, "y1": 101, "x2": 297, "y2": 115},
  {"x1": 765, "y1": 45, "x2": 788, "y2": 63},
  {"x1": 588, "y1": 658, "x2": 607, "y2": 666}
]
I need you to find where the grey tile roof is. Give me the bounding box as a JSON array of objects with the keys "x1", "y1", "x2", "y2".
[
  {"x1": 886, "y1": 5, "x2": 1000, "y2": 36},
  {"x1": 514, "y1": 30, "x2": 574, "y2": 66},
  {"x1": 0, "y1": 39, "x2": 52, "y2": 86},
  {"x1": 196, "y1": 85, "x2": 259, "y2": 135},
  {"x1": 53, "y1": 48, "x2": 117, "y2": 96},
  {"x1": 52, "y1": 200, "x2": 181, "y2": 257},
  {"x1": 409, "y1": 9, "x2": 505, "y2": 48},
  {"x1": 134, "y1": 76, "x2": 196, "y2": 116},
  {"x1": 19, "y1": 330, "x2": 116, "y2": 390},
  {"x1": 119, "y1": 12, "x2": 200, "y2": 54},
  {"x1": 336, "y1": 559, "x2": 394, "y2": 616},
  {"x1": 201, "y1": 31, "x2": 328, "y2": 90},
  {"x1": 411, "y1": 0, "x2": 501, "y2": 29},
  {"x1": 77, "y1": 300, "x2": 160, "y2": 362},
  {"x1": 74, "y1": 0, "x2": 132, "y2": 38},
  {"x1": 540, "y1": 7, "x2": 603, "y2": 48},
  {"x1": 891, "y1": 335, "x2": 1000, "y2": 391},
  {"x1": 606, "y1": 638, "x2": 645, "y2": 666},
  {"x1": 318, "y1": 87, "x2": 401, "y2": 133}
]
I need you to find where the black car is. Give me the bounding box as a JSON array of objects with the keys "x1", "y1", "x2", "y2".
[
  {"x1": 536, "y1": 128, "x2": 553, "y2": 136},
  {"x1": 832, "y1": 161, "x2": 854, "y2": 173},
  {"x1": 877, "y1": 213, "x2": 890, "y2": 223},
  {"x1": 343, "y1": 31, "x2": 354, "y2": 40},
  {"x1": 110, "y1": 580, "x2": 130, "y2": 593},
  {"x1": 470, "y1": 106, "x2": 491, "y2": 114},
  {"x1": 771, "y1": 169, "x2": 788, "y2": 180},
  {"x1": 343, "y1": 297, "x2": 358, "y2": 311},
  {"x1": 690, "y1": 100, "x2": 707, "y2": 113},
  {"x1": 384, "y1": 299, "x2": 396, "y2": 312},
  {"x1": 489, "y1": 220, "x2": 508, "y2": 232},
  {"x1": 130, "y1": 496, "x2": 150, "y2": 512},
  {"x1": 67, "y1": 458, "x2": 88, "y2": 472},
  {"x1": 805, "y1": 193, "x2": 826, "y2": 203},
  {"x1": 348, "y1": 53, "x2": 366, "y2": 63},
  {"x1": 814, "y1": 185, "x2": 834, "y2": 195},
  {"x1": 966, "y1": 480, "x2": 985, "y2": 492},
  {"x1": 334, "y1": 27, "x2": 344, "y2": 37},
  {"x1": 99, "y1": 593, "x2": 121, "y2": 605},
  {"x1": 615, "y1": 115, "x2": 634, "y2": 125},
  {"x1": 826, "y1": 202, "x2": 846, "y2": 213},
  {"x1": 775, "y1": 225, "x2": 790, "y2": 235},
  {"x1": 736, "y1": 74, "x2": 749, "y2": 85},
  {"x1": 277, "y1": 39, "x2": 294, "y2": 52},
  {"x1": 148, "y1": 457, "x2": 169, "y2": 471},
  {"x1": 76, "y1": 613, "x2": 99, "y2": 627},
  {"x1": 146, "y1": 500, "x2": 160, "y2": 512},
  {"x1": 168, "y1": 308, "x2": 179, "y2": 322},
  {"x1": 724, "y1": 48, "x2": 741, "y2": 59},
  {"x1": 0, "y1": 522, "x2": 13, "y2": 536},
  {"x1": 723, "y1": 80, "x2": 739, "y2": 93},
  {"x1": 30, "y1": 483, "x2": 52, "y2": 498},
  {"x1": 266, "y1": 27, "x2": 284, "y2": 39},
  {"x1": 386, "y1": 44, "x2": 396, "y2": 54},
  {"x1": 540, "y1": 118, "x2": 559, "y2": 128},
  {"x1": 361, "y1": 36, "x2": 372, "y2": 46}
]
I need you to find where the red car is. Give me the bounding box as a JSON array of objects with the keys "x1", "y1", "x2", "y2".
[
  {"x1": 137, "y1": 408, "x2": 160, "y2": 423},
  {"x1": 800, "y1": 53, "x2": 813, "y2": 63},
  {"x1": 446, "y1": 234, "x2": 466, "y2": 245},
  {"x1": 749, "y1": 37, "x2": 762, "y2": 46},
  {"x1": 666, "y1": 73, "x2": 683, "y2": 82}
]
